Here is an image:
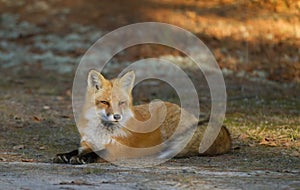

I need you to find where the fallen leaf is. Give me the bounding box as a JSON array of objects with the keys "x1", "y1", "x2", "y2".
[
  {"x1": 55, "y1": 96, "x2": 64, "y2": 101},
  {"x1": 259, "y1": 138, "x2": 277, "y2": 147},
  {"x1": 33, "y1": 116, "x2": 42, "y2": 122},
  {"x1": 21, "y1": 158, "x2": 34, "y2": 162},
  {"x1": 238, "y1": 133, "x2": 249, "y2": 140}
]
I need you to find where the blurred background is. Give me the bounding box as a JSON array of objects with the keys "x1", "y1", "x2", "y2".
[
  {"x1": 0, "y1": 0, "x2": 299, "y2": 81},
  {"x1": 0, "y1": 0, "x2": 299, "y2": 162}
]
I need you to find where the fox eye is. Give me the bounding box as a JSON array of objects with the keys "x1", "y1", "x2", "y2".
[
  {"x1": 99, "y1": 101, "x2": 109, "y2": 106},
  {"x1": 119, "y1": 101, "x2": 126, "y2": 106}
]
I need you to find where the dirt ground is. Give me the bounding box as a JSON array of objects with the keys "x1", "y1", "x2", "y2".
[{"x1": 0, "y1": 0, "x2": 299, "y2": 189}]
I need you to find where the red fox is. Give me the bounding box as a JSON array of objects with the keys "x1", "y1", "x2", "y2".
[{"x1": 53, "y1": 70, "x2": 231, "y2": 164}]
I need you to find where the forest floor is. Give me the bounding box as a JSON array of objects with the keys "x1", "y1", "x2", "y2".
[{"x1": 0, "y1": 0, "x2": 299, "y2": 189}]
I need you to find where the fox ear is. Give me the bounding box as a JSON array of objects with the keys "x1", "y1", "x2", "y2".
[
  {"x1": 88, "y1": 69, "x2": 106, "y2": 90},
  {"x1": 119, "y1": 71, "x2": 135, "y2": 93}
]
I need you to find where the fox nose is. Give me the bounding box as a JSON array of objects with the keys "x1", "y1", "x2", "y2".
[{"x1": 113, "y1": 114, "x2": 121, "y2": 121}]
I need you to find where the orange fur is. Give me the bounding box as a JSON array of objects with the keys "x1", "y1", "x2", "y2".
[{"x1": 76, "y1": 70, "x2": 231, "y2": 161}]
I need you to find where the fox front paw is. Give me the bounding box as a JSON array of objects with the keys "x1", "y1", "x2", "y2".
[
  {"x1": 53, "y1": 154, "x2": 89, "y2": 165},
  {"x1": 70, "y1": 153, "x2": 98, "y2": 165},
  {"x1": 53, "y1": 151, "x2": 99, "y2": 165},
  {"x1": 52, "y1": 153, "x2": 73, "y2": 164},
  {"x1": 52, "y1": 149, "x2": 79, "y2": 164},
  {"x1": 69, "y1": 156, "x2": 87, "y2": 165}
]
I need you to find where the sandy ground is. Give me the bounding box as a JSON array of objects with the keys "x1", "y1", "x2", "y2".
[{"x1": 1, "y1": 160, "x2": 299, "y2": 190}]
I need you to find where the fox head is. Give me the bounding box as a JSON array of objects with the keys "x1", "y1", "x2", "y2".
[{"x1": 86, "y1": 70, "x2": 135, "y2": 128}]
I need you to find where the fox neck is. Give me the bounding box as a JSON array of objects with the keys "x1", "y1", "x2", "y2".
[
  {"x1": 83, "y1": 97, "x2": 134, "y2": 135},
  {"x1": 83, "y1": 106, "x2": 129, "y2": 142}
]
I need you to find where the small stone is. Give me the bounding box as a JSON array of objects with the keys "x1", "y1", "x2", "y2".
[
  {"x1": 39, "y1": 146, "x2": 46, "y2": 150},
  {"x1": 13, "y1": 145, "x2": 25, "y2": 150},
  {"x1": 43, "y1": 106, "x2": 50, "y2": 110}
]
